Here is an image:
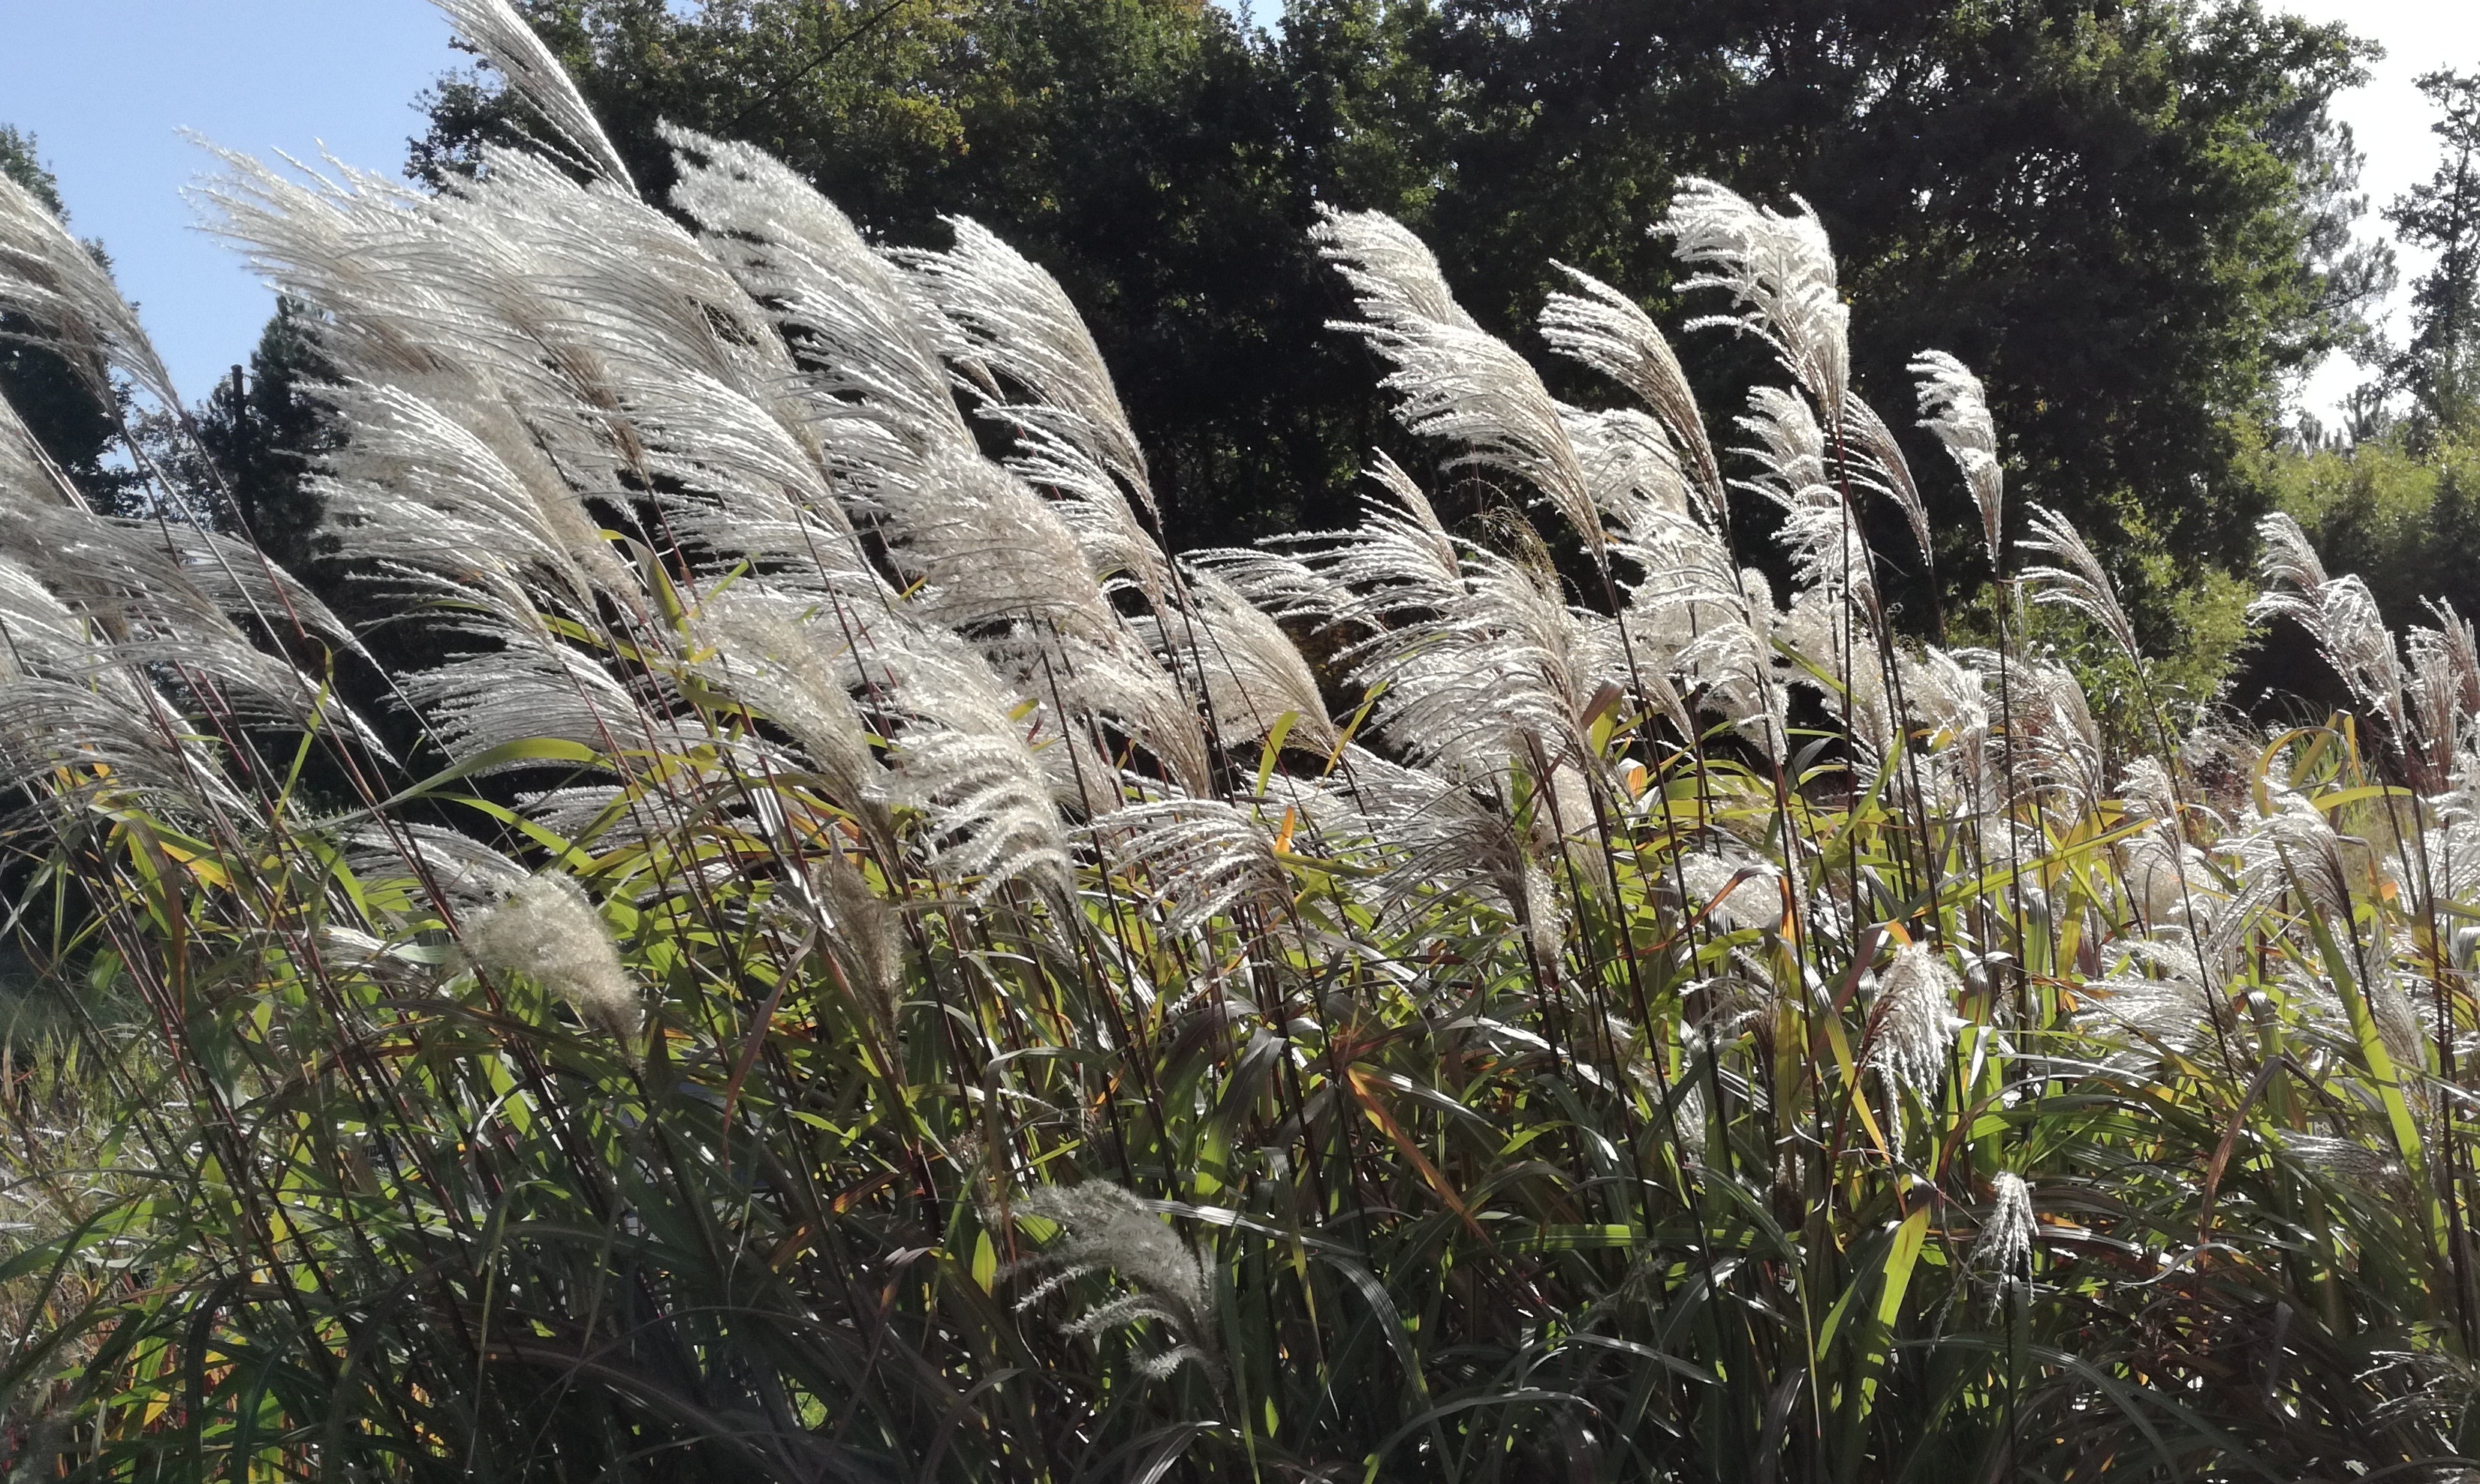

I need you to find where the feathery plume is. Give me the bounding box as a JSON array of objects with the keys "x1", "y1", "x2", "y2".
[
  {"x1": 2281, "y1": 1131, "x2": 2406, "y2": 1188},
  {"x1": 2256, "y1": 508, "x2": 2330, "y2": 595},
  {"x1": 1971, "y1": 1172, "x2": 2037, "y2": 1304},
  {"x1": 1906, "y1": 646, "x2": 1993, "y2": 809},
  {"x1": 2252, "y1": 513, "x2": 2409, "y2": 745},
  {"x1": 1658, "y1": 179, "x2": 1849, "y2": 417},
  {"x1": 1839, "y1": 395, "x2": 1933, "y2": 570},
  {"x1": 430, "y1": 0, "x2": 635, "y2": 190},
  {"x1": 691, "y1": 587, "x2": 877, "y2": 800},
  {"x1": 1539, "y1": 265, "x2": 1725, "y2": 513},
  {"x1": 1140, "y1": 570, "x2": 1336, "y2": 754},
  {"x1": 1562, "y1": 405, "x2": 1697, "y2": 527},
  {"x1": 2235, "y1": 787, "x2": 2363, "y2": 926},
  {"x1": 349, "y1": 823, "x2": 529, "y2": 908},
  {"x1": 1315, "y1": 207, "x2": 1605, "y2": 551},
  {"x1": 0, "y1": 171, "x2": 176, "y2": 408},
  {"x1": 463, "y1": 872, "x2": 643, "y2": 1037},
  {"x1": 1008, "y1": 1182, "x2": 1218, "y2": 1382},
  {"x1": 902, "y1": 218, "x2": 1156, "y2": 521},
  {"x1": 1098, "y1": 795, "x2": 1292, "y2": 935},
  {"x1": 2078, "y1": 943, "x2": 2218, "y2": 1064},
  {"x1": 2406, "y1": 599, "x2": 2480, "y2": 771},
  {"x1": 1867, "y1": 942, "x2": 1962, "y2": 1103},
  {"x1": 874, "y1": 622, "x2": 1077, "y2": 896},
  {"x1": 2017, "y1": 504, "x2": 2139, "y2": 662},
  {"x1": 662, "y1": 125, "x2": 966, "y2": 450},
  {"x1": 1912, "y1": 351, "x2": 2004, "y2": 567},
  {"x1": 2006, "y1": 656, "x2": 2107, "y2": 812},
  {"x1": 1735, "y1": 387, "x2": 1867, "y2": 607}
]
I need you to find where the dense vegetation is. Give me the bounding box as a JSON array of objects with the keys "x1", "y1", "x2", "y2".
[
  {"x1": 8, "y1": 2, "x2": 2480, "y2": 1480},
  {"x1": 415, "y1": 0, "x2": 2383, "y2": 637}
]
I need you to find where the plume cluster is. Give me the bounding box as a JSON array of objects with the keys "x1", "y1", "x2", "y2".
[{"x1": 11, "y1": 17, "x2": 2480, "y2": 1477}]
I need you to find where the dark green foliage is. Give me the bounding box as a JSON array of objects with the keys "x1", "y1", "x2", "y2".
[
  {"x1": 0, "y1": 128, "x2": 141, "y2": 512},
  {"x1": 2234, "y1": 433, "x2": 2480, "y2": 715},
  {"x1": 185, "y1": 300, "x2": 340, "y2": 577},
  {"x1": 414, "y1": 0, "x2": 2377, "y2": 648}
]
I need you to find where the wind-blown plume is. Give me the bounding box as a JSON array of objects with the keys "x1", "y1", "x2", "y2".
[
  {"x1": 1098, "y1": 795, "x2": 1292, "y2": 935},
  {"x1": 1315, "y1": 207, "x2": 1605, "y2": 552},
  {"x1": 1680, "y1": 851, "x2": 1783, "y2": 933},
  {"x1": 1912, "y1": 351, "x2": 2004, "y2": 566},
  {"x1": 1840, "y1": 395, "x2": 1933, "y2": 569},
  {"x1": 1735, "y1": 387, "x2": 1867, "y2": 609},
  {"x1": 431, "y1": 0, "x2": 636, "y2": 191},
  {"x1": 1141, "y1": 570, "x2": 1336, "y2": 755},
  {"x1": 2079, "y1": 942, "x2": 2219, "y2": 1064},
  {"x1": 902, "y1": 218, "x2": 1157, "y2": 522},
  {"x1": 690, "y1": 585, "x2": 878, "y2": 803},
  {"x1": 1657, "y1": 179, "x2": 1849, "y2": 418},
  {"x1": 873, "y1": 622, "x2": 1077, "y2": 896},
  {"x1": 2252, "y1": 513, "x2": 2409, "y2": 745},
  {"x1": 2008, "y1": 656, "x2": 2107, "y2": 812},
  {"x1": 663, "y1": 124, "x2": 967, "y2": 449},
  {"x1": 2017, "y1": 504, "x2": 2140, "y2": 662},
  {"x1": 0, "y1": 173, "x2": 177, "y2": 408},
  {"x1": 2407, "y1": 599, "x2": 2480, "y2": 772},
  {"x1": 1006, "y1": 1182, "x2": 1219, "y2": 1382},
  {"x1": 1540, "y1": 265, "x2": 1725, "y2": 514}
]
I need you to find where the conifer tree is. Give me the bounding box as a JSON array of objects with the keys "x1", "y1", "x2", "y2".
[{"x1": 2387, "y1": 69, "x2": 2480, "y2": 441}]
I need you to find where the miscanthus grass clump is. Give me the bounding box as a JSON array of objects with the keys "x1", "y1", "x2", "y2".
[{"x1": 6, "y1": 4, "x2": 2480, "y2": 1479}]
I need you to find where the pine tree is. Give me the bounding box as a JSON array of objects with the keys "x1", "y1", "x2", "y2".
[
  {"x1": 190, "y1": 300, "x2": 339, "y2": 576},
  {"x1": 2386, "y1": 69, "x2": 2480, "y2": 441}
]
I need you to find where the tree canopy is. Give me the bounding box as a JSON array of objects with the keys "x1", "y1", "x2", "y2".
[{"x1": 417, "y1": 0, "x2": 2373, "y2": 625}]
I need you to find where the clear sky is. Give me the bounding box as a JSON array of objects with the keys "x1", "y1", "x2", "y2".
[
  {"x1": 0, "y1": 0, "x2": 2472, "y2": 413},
  {"x1": 0, "y1": 0, "x2": 461, "y2": 403}
]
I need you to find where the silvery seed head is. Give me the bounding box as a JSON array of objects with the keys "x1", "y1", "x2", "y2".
[{"x1": 465, "y1": 873, "x2": 643, "y2": 1040}]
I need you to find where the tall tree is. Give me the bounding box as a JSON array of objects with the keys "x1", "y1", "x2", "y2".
[
  {"x1": 0, "y1": 127, "x2": 140, "y2": 511},
  {"x1": 2386, "y1": 68, "x2": 2480, "y2": 441},
  {"x1": 187, "y1": 300, "x2": 339, "y2": 576}
]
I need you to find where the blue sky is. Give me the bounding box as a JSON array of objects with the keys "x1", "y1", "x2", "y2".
[
  {"x1": 1, "y1": 0, "x2": 462, "y2": 400},
  {"x1": 0, "y1": 0, "x2": 2472, "y2": 416}
]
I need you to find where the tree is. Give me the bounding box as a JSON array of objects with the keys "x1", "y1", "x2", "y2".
[
  {"x1": 2386, "y1": 68, "x2": 2480, "y2": 441},
  {"x1": 415, "y1": 0, "x2": 2377, "y2": 640},
  {"x1": 0, "y1": 127, "x2": 140, "y2": 510},
  {"x1": 1391, "y1": 0, "x2": 2376, "y2": 611},
  {"x1": 187, "y1": 300, "x2": 339, "y2": 576}
]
